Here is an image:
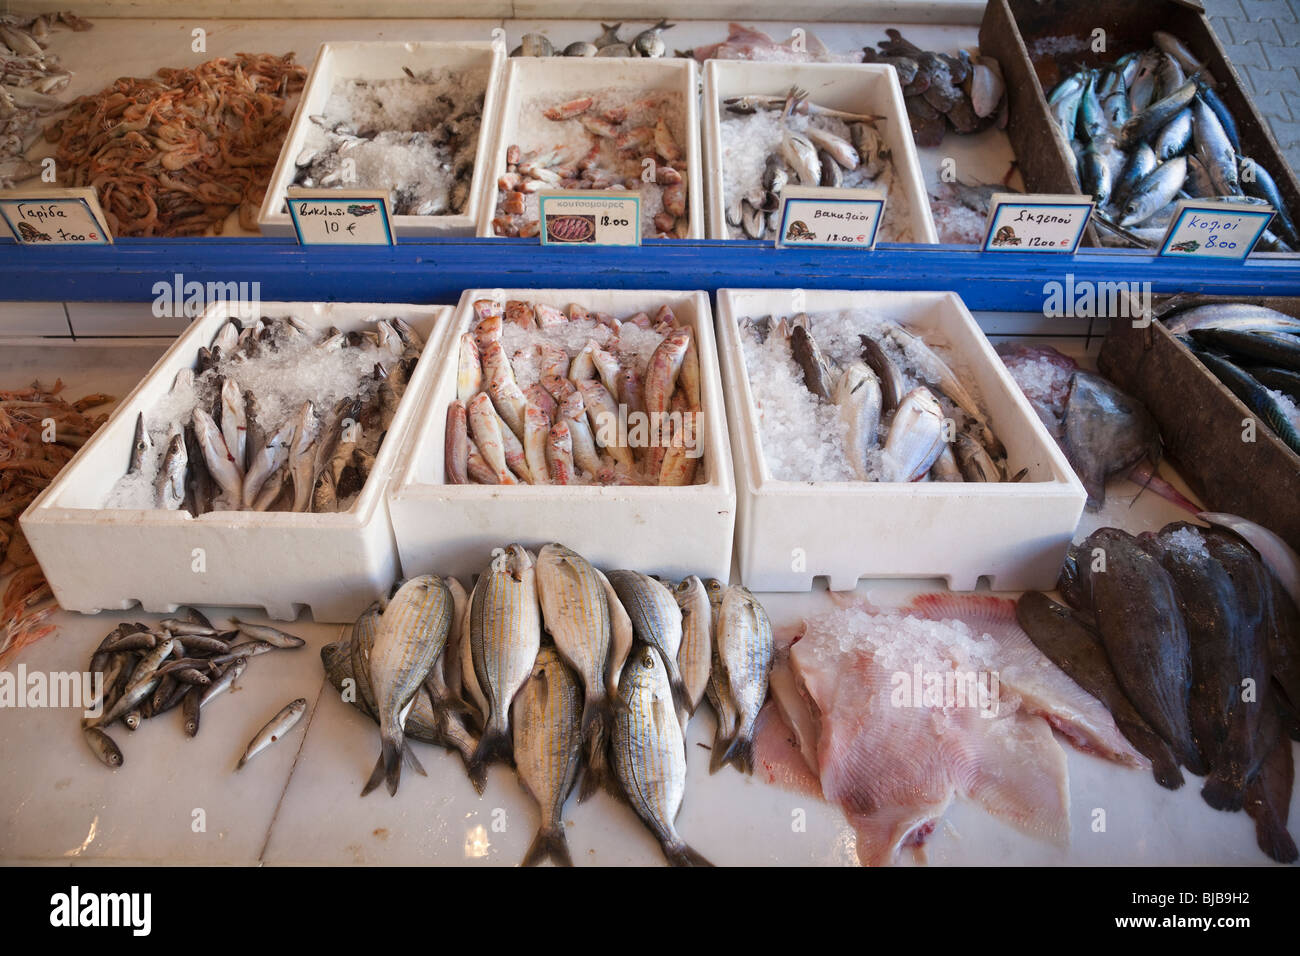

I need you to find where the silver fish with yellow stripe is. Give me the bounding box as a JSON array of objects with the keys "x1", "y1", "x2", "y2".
[
  {"x1": 512, "y1": 645, "x2": 584, "y2": 867},
  {"x1": 468, "y1": 544, "x2": 542, "y2": 782},
  {"x1": 711, "y1": 585, "x2": 774, "y2": 775},
  {"x1": 674, "y1": 575, "x2": 712, "y2": 718},
  {"x1": 363, "y1": 574, "x2": 454, "y2": 796},
  {"x1": 612, "y1": 643, "x2": 712, "y2": 867}
]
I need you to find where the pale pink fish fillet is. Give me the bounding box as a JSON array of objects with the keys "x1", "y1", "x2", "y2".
[
  {"x1": 752, "y1": 701, "x2": 822, "y2": 798},
  {"x1": 767, "y1": 649, "x2": 820, "y2": 777},
  {"x1": 790, "y1": 612, "x2": 1071, "y2": 865},
  {"x1": 908, "y1": 593, "x2": 1150, "y2": 770}
]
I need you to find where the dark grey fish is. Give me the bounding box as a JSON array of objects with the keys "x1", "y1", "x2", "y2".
[
  {"x1": 1188, "y1": 348, "x2": 1300, "y2": 454},
  {"x1": 1060, "y1": 371, "x2": 1162, "y2": 510},
  {"x1": 1080, "y1": 528, "x2": 1201, "y2": 773},
  {"x1": 789, "y1": 318, "x2": 838, "y2": 401},
  {"x1": 1190, "y1": 328, "x2": 1300, "y2": 373},
  {"x1": 1144, "y1": 525, "x2": 1272, "y2": 810},
  {"x1": 83, "y1": 725, "x2": 123, "y2": 768},
  {"x1": 1243, "y1": 711, "x2": 1298, "y2": 863},
  {"x1": 1017, "y1": 591, "x2": 1183, "y2": 789}
]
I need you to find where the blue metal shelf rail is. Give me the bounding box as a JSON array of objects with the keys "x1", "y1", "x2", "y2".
[{"x1": 2, "y1": 238, "x2": 1300, "y2": 311}]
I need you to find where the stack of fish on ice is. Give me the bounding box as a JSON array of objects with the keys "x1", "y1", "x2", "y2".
[
  {"x1": 321, "y1": 544, "x2": 776, "y2": 867},
  {"x1": 1167, "y1": 302, "x2": 1300, "y2": 455},
  {"x1": 1046, "y1": 30, "x2": 1297, "y2": 251},
  {"x1": 1020, "y1": 514, "x2": 1299, "y2": 863},
  {"x1": 738, "y1": 310, "x2": 1010, "y2": 483},
  {"x1": 492, "y1": 88, "x2": 689, "y2": 238},
  {"x1": 292, "y1": 65, "x2": 487, "y2": 217},
  {"x1": 105, "y1": 314, "x2": 423, "y2": 514},
  {"x1": 718, "y1": 87, "x2": 908, "y2": 241},
  {"x1": 0, "y1": 10, "x2": 90, "y2": 187},
  {"x1": 445, "y1": 298, "x2": 704, "y2": 487}
]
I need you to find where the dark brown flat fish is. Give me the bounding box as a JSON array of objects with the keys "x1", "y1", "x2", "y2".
[
  {"x1": 1144, "y1": 525, "x2": 1272, "y2": 811},
  {"x1": 1242, "y1": 708, "x2": 1298, "y2": 863},
  {"x1": 1061, "y1": 372, "x2": 1161, "y2": 510},
  {"x1": 1082, "y1": 528, "x2": 1201, "y2": 774},
  {"x1": 1016, "y1": 591, "x2": 1183, "y2": 789},
  {"x1": 1268, "y1": 581, "x2": 1300, "y2": 734}
]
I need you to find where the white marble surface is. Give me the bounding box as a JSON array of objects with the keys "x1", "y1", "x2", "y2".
[{"x1": 0, "y1": 334, "x2": 1296, "y2": 866}]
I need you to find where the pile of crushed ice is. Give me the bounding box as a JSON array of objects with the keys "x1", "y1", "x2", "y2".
[
  {"x1": 718, "y1": 108, "x2": 913, "y2": 242},
  {"x1": 739, "y1": 308, "x2": 971, "y2": 482},
  {"x1": 295, "y1": 66, "x2": 487, "y2": 216},
  {"x1": 802, "y1": 603, "x2": 1001, "y2": 679},
  {"x1": 104, "y1": 319, "x2": 399, "y2": 510},
  {"x1": 1267, "y1": 387, "x2": 1300, "y2": 432}
]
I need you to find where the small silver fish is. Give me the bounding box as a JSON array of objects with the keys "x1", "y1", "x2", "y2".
[
  {"x1": 674, "y1": 576, "x2": 712, "y2": 717},
  {"x1": 235, "y1": 698, "x2": 308, "y2": 770},
  {"x1": 154, "y1": 433, "x2": 187, "y2": 510},
  {"x1": 607, "y1": 570, "x2": 687, "y2": 709},
  {"x1": 128, "y1": 412, "x2": 152, "y2": 475},
  {"x1": 632, "y1": 19, "x2": 674, "y2": 58},
  {"x1": 512, "y1": 645, "x2": 584, "y2": 866},
  {"x1": 227, "y1": 618, "x2": 306, "y2": 649},
  {"x1": 711, "y1": 586, "x2": 774, "y2": 775},
  {"x1": 612, "y1": 644, "x2": 712, "y2": 866}
]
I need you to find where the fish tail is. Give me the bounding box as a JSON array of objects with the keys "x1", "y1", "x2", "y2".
[
  {"x1": 402, "y1": 739, "x2": 427, "y2": 777},
  {"x1": 579, "y1": 716, "x2": 611, "y2": 803},
  {"x1": 720, "y1": 732, "x2": 755, "y2": 775},
  {"x1": 660, "y1": 651, "x2": 690, "y2": 714},
  {"x1": 361, "y1": 729, "x2": 403, "y2": 797},
  {"x1": 1200, "y1": 772, "x2": 1245, "y2": 812},
  {"x1": 521, "y1": 825, "x2": 574, "y2": 867},
  {"x1": 709, "y1": 731, "x2": 734, "y2": 775},
  {"x1": 467, "y1": 720, "x2": 513, "y2": 784},
  {"x1": 579, "y1": 690, "x2": 607, "y2": 741},
  {"x1": 1254, "y1": 814, "x2": 1299, "y2": 864},
  {"x1": 1179, "y1": 743, "x2": 1209, "y2": 778},
  {"x1": 662, "y1": 839, "x2": 713, "y2": 867}
]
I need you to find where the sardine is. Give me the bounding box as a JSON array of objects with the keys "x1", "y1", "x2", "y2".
[
  {"x1": 512, "y1": 645, "x2": 584, "y2": 866},
  {"x1": 1120, "y1": 80, "x2": 1196, "y2": 149},
  {"x1": 363, "y1": 575, "x2": 453, "y2": 795},
  {"x1": 200, "y1": 656, "x2": 247, "y2": 708},
  {"x1": 236, "y1": 698, "x2": 308, "y2": 770},
  {"x1": 612, "y1": 644, "x2": 712, "y2": 866},
  {"x1": 227, "y1": 618, "x2": 305, "y2": 649},
  {"x1": 1192, "y1": 96, "x2": 1239, "y2": 196},
  {"x1": 468, "y1": 545, "x2": 542, "y2": 782}
]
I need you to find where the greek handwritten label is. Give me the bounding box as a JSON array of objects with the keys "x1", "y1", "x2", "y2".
[
  {"x1": 1158, "y1": 200, "x2": 1274, "y2": 260},
  {"x1": 775, "y1": 186, "x2": 884, "y2": 249},
  {"x1": 286, "y1": 189, "x2": 395, "y2": 245},
  {"x1": 0, "y1": 188, "x2": 112, "y2": 245},
  {"x1": 982, "y1": 193, "x2": 1092, "y2": 253},
  {"x1": 537, "y1": 191, "x2": 640, "y2": 247}
]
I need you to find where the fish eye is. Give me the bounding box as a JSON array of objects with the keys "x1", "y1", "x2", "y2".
[{"x1": 642, "y1": 654, "x2": 654, "y2": 668}]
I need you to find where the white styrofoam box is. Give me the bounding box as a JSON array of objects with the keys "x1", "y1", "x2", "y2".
[
  {"x1": 717, "y1": 289, "x2": 1086, "y2": 592},
  {"x1": 21, "y1": 301, "x2": 452, "y2": 622},
  {"x1": 0, "y1": 302, "x2": 70, "y2": 337},
  {"x1": 702, "y1": 60, "x2": 939, "y2": 243},
  {"x1": 258, "y1": 41, "x2": 506, "y2": 238},
  {"x1": 477, "y1": 56, "x2": 704, "y2": 238},
  {"x1": 389, "y1": 288, "x2": 734, "y2": 581}
]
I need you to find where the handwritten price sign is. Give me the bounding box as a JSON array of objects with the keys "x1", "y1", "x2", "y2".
[
  {"x1": 982, "y1": 194, "x2": 1093, "y2": 253},
  {"x1": 1159, "y1": 200, "x2": 1274, "y2": 259},
  {"x1": 538, "y1": 192, "x2": 641, "y2": 246},
  {"x1": 287, "y1": 188, "x2": 394, "y2": 245},
  {"x1": 0, "y1": 188, "x2": 113, "y2": 245},
  {"x1": 775, "y1": 186, "x2": 884, "y2": 250}
]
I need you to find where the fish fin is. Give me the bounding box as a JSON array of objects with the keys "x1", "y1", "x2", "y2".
[
  {"x1": 402, "y1": 739, "x2": 426, "y2": 777},
  {"x1": 521, "y1": 825, "x2": 574, "y2": 867},
  {"x1": 720, "y1": 732, "x2": 755, "y2": 775},
  {"x1": 467, "y1": 759, "x2": 488, "y2": 795},
  {"x1": 579, "y1": 718, "x2": 610, "y2": 803},
  {"x1": 662, "y1": 840, "x2": 713, "y2": 867},
  {"x1": 467, "y1": 723, "x2": 513, "y2": 783},
  {"x1": 1200, "y1": 773, "x2": 1245, "y2": 812},
  {"x1": 1180, "y1": 745, "x2": 1209, "y2": 778},
  {"x1": 235, "y1": 755, "x2": 247, "y2": 771},
  {"x1": 657, "y1": 650, "x2": 690, "y2": 715},
  {"x1": 1254, "y1": 815, "x2": 1299, "y2": 864},
  {"x1": 709, "y1": 732, "x2": 734, "y2": 774},
  {"x1": 360, "y1": 732, "x2": 403, "y2": 797}
]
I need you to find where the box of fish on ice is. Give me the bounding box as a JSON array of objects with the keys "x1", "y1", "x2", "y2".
[
  {"x1": 387, "y1": 288, "x2": 734, "y2": 582},
  {"x1": 702, "y1": 60, "x2": 938, "y2": 243},
  {"x1": 258, "y1": 41, "x2": 507, "y2": 238},
  {"x1": 480, "y1": 56, "x2": 703, "y2": 239},
  {"x1": 979, "y1": 0, "x2": 1300, "y2": 252},
  {"x1": 716, "y1": 288, "x2": 1086, "y2": 592},
  {"x1": 21, "y1": 301, "x2": 450, "y2": 622}
]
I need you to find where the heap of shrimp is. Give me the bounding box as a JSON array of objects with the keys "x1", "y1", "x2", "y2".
[
  {"x1": 1, "y1": 380, "x2": 112, "y2": 663},
  {"x1": 44, "y1": 52, "x2": 307, "y2": 236}
]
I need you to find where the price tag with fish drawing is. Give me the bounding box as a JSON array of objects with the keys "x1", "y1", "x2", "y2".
[
  {"x1": 1157, "y1": 200, "x2": 1274, "y2": 260},
  {"x1": 286, "y1": 188, "x2": 395, "y2": 245},
  {"x1": 537, "y1": 192, "x2": 641, "y2": 247},
  {"x1": 774, "y1": 186, "x2": 884, "y2": 249},
  {"x1": 0, "y1": 187, "x2": 113, "y2": 245},
  {"x1": 981, "y1": 194, "x2": 1092, "y2": 253}
]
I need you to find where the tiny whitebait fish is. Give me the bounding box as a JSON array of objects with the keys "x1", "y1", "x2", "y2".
[{"x1": 236, "y1": 698, "x2": 308, "y2": 770}]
